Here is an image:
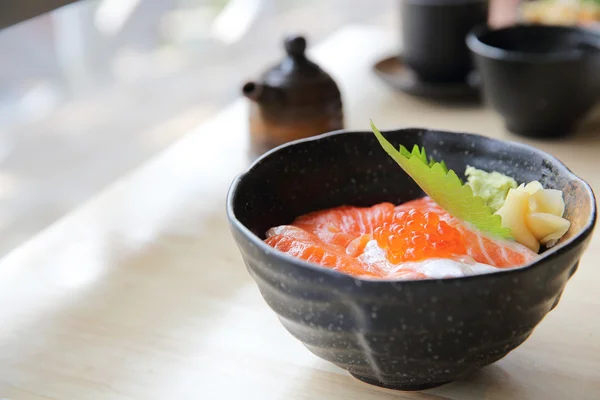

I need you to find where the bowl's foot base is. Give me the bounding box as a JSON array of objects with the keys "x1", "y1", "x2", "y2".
[{"x1": 349, "y1": 373, "x2": 451, "y2": 391}]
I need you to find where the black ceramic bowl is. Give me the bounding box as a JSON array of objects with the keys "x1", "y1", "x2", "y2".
[
  {"x1": 226, "y1": 128, "x2": 596, "y2": 390},
  {"x1": 467, "y1": 25, "x2": 600, "y2": 138}
]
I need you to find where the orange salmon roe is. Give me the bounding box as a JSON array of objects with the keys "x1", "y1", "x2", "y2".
[{"x1": 373, "y1": 210, "x2": 466, "y2": 263}]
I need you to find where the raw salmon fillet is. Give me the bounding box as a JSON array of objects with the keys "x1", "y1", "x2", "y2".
[
  {"x1": 265, "y1": 226, "x2": 383, "y2": 278},
  {"x1": 265, "y1": 197, "x2": 538, "y2": 279},
  {"x1": 292, "y1": 202, "x2": 395, "y2": 249}
]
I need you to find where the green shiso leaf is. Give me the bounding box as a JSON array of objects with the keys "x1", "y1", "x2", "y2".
[{"x1": 370, "y1": 120, "x2": 512, "y2": 239}]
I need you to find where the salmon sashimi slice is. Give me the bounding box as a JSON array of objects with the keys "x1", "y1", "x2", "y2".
[
  {"x1": 346, "y1": 234, "x2": 373, "y2": 257},
  {"x1": 292, "y1": 202, "x2": 396, "y2": 250},
  {"x1": 265, "y1": 226, "x2": 383, "y2": 278},
  {"x1": 395, "y1": 197, "x2": 448, "y2": 217},
  {"x1": 456, "y1": 227, "x2": 537, "y2": 268}
]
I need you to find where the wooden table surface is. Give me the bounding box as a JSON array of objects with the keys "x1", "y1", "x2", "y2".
[{"x1": 0, "y1": 25, "x2": 599, "y2": 400}]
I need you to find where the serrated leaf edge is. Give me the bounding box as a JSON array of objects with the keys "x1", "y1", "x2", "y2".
[{"x1": 370, "y1": 120, "x2": 512, "y2": 239}]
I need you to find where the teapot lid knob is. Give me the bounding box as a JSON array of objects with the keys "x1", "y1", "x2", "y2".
[{"x1": 284, "y1": 35, "x2": 307, "y2": 59}]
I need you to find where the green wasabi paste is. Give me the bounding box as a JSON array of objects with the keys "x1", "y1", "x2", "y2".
[{"x1": 465, "y1": 166, "x2": 517, "y2": 212}]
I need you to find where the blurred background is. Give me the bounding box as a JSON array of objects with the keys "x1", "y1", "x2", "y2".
[
  {"x1": 0, "y1": 0, "x2": 399, "y2": 257},
  {"x1": 0, "y1": 0, "x2": 598, "y2": 257}
]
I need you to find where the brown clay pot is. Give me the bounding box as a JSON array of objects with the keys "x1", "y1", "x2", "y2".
[{"x1": 242, "y1": 35, "x2": 344, "y2": 158}]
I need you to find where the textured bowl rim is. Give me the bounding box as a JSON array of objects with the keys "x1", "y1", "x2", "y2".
[
  {"x1": 466, "y1": 24, "x2": 597, "y2": 63},
  {"x1": 226, "y1": 128, "x2": 597, "y2": 285}
]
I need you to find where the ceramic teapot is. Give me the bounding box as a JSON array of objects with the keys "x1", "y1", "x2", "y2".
[{"x1": 242, "y1": 35, "x2": 344, "y2": 158}]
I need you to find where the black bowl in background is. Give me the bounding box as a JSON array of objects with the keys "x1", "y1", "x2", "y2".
[
  {"x1": 401, "y1": 0, "x2": 489, "y2": 83},
  {"x1": 227, "y1": 128, "x2": 596, "y2": 390},
  {"x1": 467, "y1": 24, "x2": 600, "y2": 138}
]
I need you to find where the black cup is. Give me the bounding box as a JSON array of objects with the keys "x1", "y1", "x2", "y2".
[
  {"x1": 467, "y1": 25, "x2": 600, "y2": 138},
  {"x1": 401, "y1": 0, "x2": 489, "y2": 83}
]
